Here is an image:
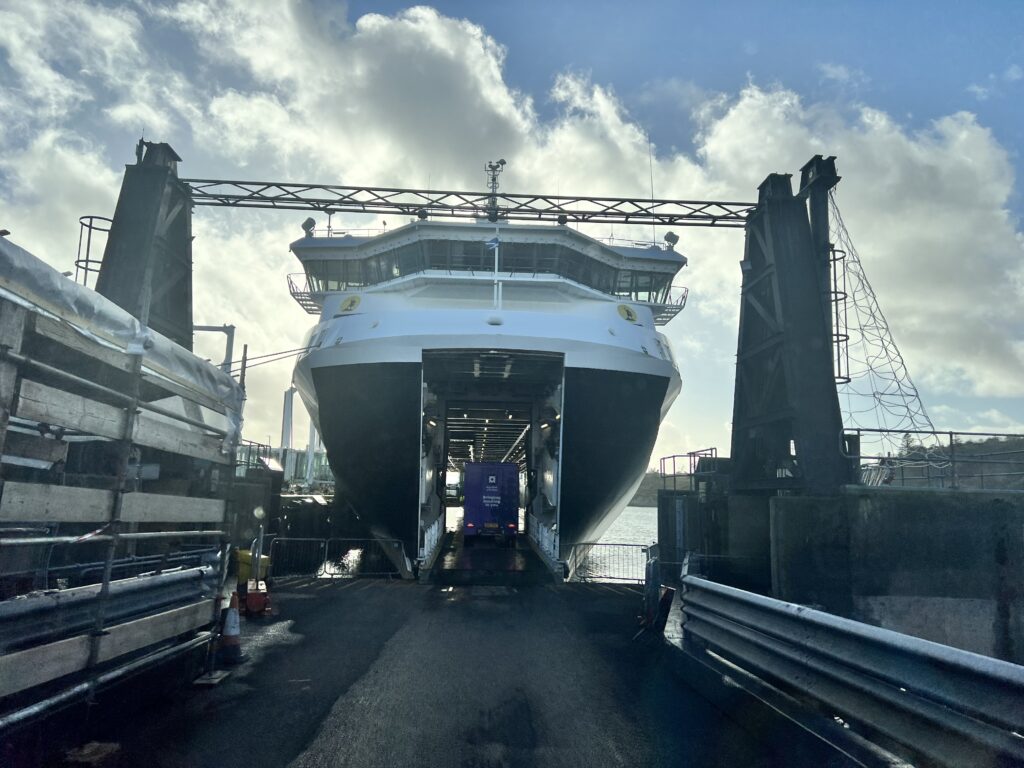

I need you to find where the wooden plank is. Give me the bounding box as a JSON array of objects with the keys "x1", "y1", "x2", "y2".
[
  {"x1": 32, "y1": 314, "x2": 133, "y2": 373},
  {"x1": 34, "y1": 315, "x2": 228, "y2": 415},
  {"x1": 15, "y1": 379, "x2": 229, "y2": 463},
  {"x1": 140, "y1": 372, "x2": 228, "y2": 415},
  {"x1": 2, "y1": 430, "x2": 69, "y2": 464},
  {"x1": 96, "y1": 600, "x2": 212, "y2": 663},
  {"x1": 0, "y1": 275, "x2": 232, "y2": 414},
  {"x1": 0, "y1": 481, "x2": 113, "y2": 523},
  {"x1": 0, "y1": 600, "x2": 212, "y2": 697},
  {"x1": 15, "y1": 379, "x2": 125, "y2": 439},
  {"x1": 134, "y1": 412, "x2": 230, "y2": 465},
  {"x1": 0, "y1": 633, "x2": 90, "y2": 698},
  {"x1": 0, "y1": 301, "x2": 27, "y2": 455},
  {"x1": 121, "y1": 493, "x2": 225, "y2": 524}
]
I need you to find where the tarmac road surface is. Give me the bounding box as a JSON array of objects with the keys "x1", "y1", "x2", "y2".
[{"x1": 8, "y1": 579, "x2": 792, "y2": 768}]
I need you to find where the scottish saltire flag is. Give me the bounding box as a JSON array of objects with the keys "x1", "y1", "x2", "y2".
[{"x1": 485, "y1": 236, "x2": 500, "y2": 250}]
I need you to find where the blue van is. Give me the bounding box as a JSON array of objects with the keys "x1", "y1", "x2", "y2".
[{"x1": 462, "y1": 462, "x2": 519, "y2": 544}]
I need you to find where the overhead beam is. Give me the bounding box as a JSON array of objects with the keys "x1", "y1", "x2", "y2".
[{"x1": 181, "y1": 179, "x2": 756, "y2": 228}]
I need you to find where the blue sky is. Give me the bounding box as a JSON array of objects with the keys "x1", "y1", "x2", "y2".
[
  {"x1": 348, "y1": 1, "x2": 1024, "y2": 203},
  {"x1": 1, "y1": 1, "x2": 1022, "y2": 459}
]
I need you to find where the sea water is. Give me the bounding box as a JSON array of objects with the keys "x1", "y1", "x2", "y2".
[{"x1": 598, "y1": 505, "x2": 657, "y2": 546}]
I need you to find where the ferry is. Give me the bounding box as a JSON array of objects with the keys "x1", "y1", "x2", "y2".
[{"x1": 290, "y1": 213, "x2": 686, "y2": 569}]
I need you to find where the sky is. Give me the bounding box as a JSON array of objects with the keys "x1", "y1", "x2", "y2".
[{"x1": 1, "y1": 0, "x2": 1022, "y2": 463}]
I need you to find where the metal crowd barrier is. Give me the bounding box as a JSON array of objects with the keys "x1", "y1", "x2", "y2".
[
  {"x1": 268, "y1": 537, "x2": 402, "y2": 580},
  {"x1": 680, "y1": 575, "x2": 1024, "y2": 767},
  {"x1": 566, "y1": 542, "x2": 651, "y2": 583}
]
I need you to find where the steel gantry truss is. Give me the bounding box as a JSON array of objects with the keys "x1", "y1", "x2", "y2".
[{"x1": 180, "y1": 178, "x2": 756, "y2": 227}]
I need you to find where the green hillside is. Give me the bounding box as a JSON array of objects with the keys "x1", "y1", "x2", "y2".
[{"x1": 628, "y1": 471, "x2": 666, "y2": 507}]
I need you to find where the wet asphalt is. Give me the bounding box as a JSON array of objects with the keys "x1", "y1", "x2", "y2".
[{"x1": 8, "y1": 578, "x2": 792, "y2": 768}]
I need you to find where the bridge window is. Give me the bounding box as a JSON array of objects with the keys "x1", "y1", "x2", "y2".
[
  {"x1": 303, "y1": 259, "x2": 370, "y2": 291},
  {"x1": 452, "y1": 241, "x2": 486, "y2": 270},
  {"x1": 303, "y1": 240, "x2": 674, "y2": 302},
  {"x1": 426, "y1": 240, "x2": 450, "y2": 269}
]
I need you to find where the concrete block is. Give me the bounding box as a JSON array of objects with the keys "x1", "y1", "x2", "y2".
[{"x1": 769, "y1": 496, "x2": 852, "y2": 615}]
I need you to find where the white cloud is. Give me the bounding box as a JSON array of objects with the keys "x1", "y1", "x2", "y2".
[
  {"x1": 966, "y1": 64, "x2": 1021, "y2": 101},
  {"x1": 818, "y1": 62, "x2": 870, "y2": 90},
  {"x1": 106, "y1": 101, "x2": 173, "y2": 136},
  {"x1": 929, "y1": 404, "x2": 1024, "y2": 434},
  {"x1": 0, "y1": 131, "x2": 121, "y2": 270},
  {"x1": 967, "y1": 83, "x2": 992, "y2": 101},
  {"x1": 1, "y1": 1, "x2": 1022, "y2": 456}
]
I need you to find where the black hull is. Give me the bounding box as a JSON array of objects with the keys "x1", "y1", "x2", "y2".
[
  {"x1": 558, "y1": 368, "x2": 668, "y2": 554},
  {"x1": 311, "y1": 363, "x2": 422, "y2": 556},
  {"x1": 311, "y1": 363, "x2": 668, "y2": 561}
]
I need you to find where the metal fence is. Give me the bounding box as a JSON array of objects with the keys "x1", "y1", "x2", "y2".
[
  {"x1": 845, "y1": 428, "x2": 1024, "y2": 491},
  {"x1": 268, "y1": 537, "x2": 403, "y2": 580},
  {"x1": 566, "y1": 542, "x2": 652, "y2": 583},
  {"x1": 680, "y1": 575, "x2": 1024, "y2": 767}
]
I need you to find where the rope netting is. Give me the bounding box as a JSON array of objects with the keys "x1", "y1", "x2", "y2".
[{"x1": 828, "y1": 190, "x2": 947, "y2": 469}]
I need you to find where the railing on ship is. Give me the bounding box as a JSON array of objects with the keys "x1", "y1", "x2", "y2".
[
  {"x1": 844, "y1": 428, "x2": 1024, "y2": 491},
  {"x1": 287, "y1": 270, "x2": 688, "y2": 326}
]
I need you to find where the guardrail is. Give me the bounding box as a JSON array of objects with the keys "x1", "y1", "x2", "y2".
[{"x1": 680, "y1": 575, "x2": 1024, "y2": 767}]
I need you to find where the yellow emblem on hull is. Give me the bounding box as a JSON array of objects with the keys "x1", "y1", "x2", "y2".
[
  {"x1": 340, "y1": 295, "x2": 361, "y2": 312},
  {"x1": 617, "y1": 304, "x2": 638, "y2": 323}
]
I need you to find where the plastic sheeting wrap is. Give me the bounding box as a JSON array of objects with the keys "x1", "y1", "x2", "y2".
[{"x1": 0, "y1": 236, "x2": 244, "y2": 451}]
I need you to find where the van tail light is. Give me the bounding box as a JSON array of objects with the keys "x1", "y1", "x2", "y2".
[
  {"x1": 507, "y1": 524, "x2": 516, "y2": 528},
  {"x1": 466, "y1": 522, "x2": 475, "y2": 528}
]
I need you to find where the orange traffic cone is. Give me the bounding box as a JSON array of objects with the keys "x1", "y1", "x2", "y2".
[{"x1": 217, "y1": 592, "x2": 247, "y2": 666}]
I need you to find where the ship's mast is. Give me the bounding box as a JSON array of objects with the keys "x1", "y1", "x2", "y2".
[{"x1": 485, "y1": 159, "x2": 506, "y2": 309}]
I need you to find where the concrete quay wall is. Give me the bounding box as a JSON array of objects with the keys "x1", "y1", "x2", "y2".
[{"x1": 769, "y1": 487, "x2": 1024, "y2": 662}]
